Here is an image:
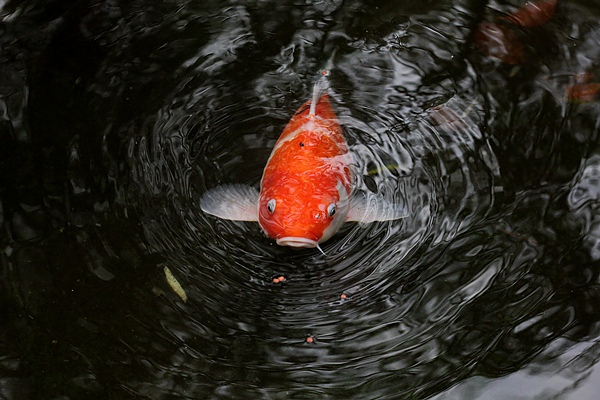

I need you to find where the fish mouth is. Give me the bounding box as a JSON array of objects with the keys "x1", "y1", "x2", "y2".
[{"x1": 276, "y1": 237, "x2": 319, "y2": 248}]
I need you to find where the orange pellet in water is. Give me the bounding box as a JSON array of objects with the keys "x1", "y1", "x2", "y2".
[
  {"x1": 272, "y1": 275, "x2": 285, "y2": 284},
  {"x1": 305, "y1": 336, "x2": 315, "y2": 344},
  {"x1": 340, "y1": 293, "x2": 347, "y2": 300}
]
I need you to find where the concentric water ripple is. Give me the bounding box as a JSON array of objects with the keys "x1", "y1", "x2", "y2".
[
  {"x1": 2, "y1": 1, "x2": 600, "y2": 399},
  {"x1": 115, "y1": 6, "x2": 506, "y2": 396}
]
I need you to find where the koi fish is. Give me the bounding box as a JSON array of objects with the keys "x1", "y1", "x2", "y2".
[
  {"x1": 201, "y1": 66, "x2": 405, "y2": 250},
  {"x1": 474, "y1": 0, "x2": 559, "y2": 65}
]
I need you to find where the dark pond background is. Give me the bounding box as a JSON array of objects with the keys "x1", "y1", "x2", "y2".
[{"x1": 1, "y1": 0, "x2": 600, "y2": 399}]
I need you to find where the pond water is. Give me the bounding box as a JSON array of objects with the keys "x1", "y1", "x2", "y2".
[{"x1": 1, "y1": 0, "x2": 600, "y2": 399}]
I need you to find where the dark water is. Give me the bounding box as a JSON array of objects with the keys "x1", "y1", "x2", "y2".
[{"x1": 1, "y1": 0, "x2": 600, "y2": 398}]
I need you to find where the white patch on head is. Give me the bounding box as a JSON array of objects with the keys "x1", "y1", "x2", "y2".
[
  {"x1": 260, "y1": 120, "x2": 344, "y2": 187},
  {"x1": 270, "y1": 121, "x2": 315, "y2": 154}
]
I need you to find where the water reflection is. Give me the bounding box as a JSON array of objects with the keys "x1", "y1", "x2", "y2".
[
  {"x1": 1, "y1": 0, "x2": 600, "y2": 399},
  {"x1": 569, "y1": 154, "x2": 600, "y2": 261}
]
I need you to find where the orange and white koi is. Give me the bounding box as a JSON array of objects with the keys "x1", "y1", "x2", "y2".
[{"x1": 201, "y1": 60, "x2": 405, "y2": 250}]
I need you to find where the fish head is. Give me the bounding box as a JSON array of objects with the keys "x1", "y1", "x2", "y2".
[{"x1": 258, "y1": 175, "x2": 350, "y2": 248}]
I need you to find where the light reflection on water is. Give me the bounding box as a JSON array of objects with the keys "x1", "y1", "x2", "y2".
[{"x1": 1, "y1": 0, "x2": 600, "y2": 399}]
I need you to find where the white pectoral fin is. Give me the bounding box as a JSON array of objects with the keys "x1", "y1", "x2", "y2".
[
  {"x1": 200, "y1": 184, "x2": 259, "y2": 221},
  {"x1": 347, "y1": 191, "x2": 407, "y2": 224}
]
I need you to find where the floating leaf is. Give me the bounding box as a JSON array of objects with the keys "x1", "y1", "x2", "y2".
[
  {"x1": 164, "y1": 266, "x2": 188, "y2": 303},
  {"x1": 474, "y1": 21, "x2": 525, "y2": 64},
  {"x1": 429, "y1": 105, "x2": 460, "y2": 127},
  {"x1": 505, "y1": 0, "x2": 558, "y2": 28},
  {"x1": 428, "y1": 104, "x2": 476, "y2": 133}
]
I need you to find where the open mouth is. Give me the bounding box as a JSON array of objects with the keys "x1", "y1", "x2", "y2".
[{"x1": 276, "y1": 237, "x2": 319, "y2": 248}]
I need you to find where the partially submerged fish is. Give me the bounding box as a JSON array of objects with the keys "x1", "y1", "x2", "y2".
[{"x1": 201, "y1": 62, "x2": 405, "y2": 250}]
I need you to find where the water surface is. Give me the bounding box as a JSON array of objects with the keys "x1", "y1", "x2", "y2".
[{"x1": 1, "y1": 0, "x2": 600, "y2": 399}]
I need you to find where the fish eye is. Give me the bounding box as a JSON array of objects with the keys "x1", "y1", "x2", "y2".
[
  {"x1": 327, "y1": 203, "x2": 336, "y2": 218},
  {"x1": 267, "y1": 199, "x2": 276, "y2": 214}
]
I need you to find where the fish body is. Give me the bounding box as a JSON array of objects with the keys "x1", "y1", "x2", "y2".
[
  {"x1": 258, "y1": 94, "x2": 352, "y2": 247},
  {"x1": 200, "y1": 67, "x2": 405, "y2": 249}
]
